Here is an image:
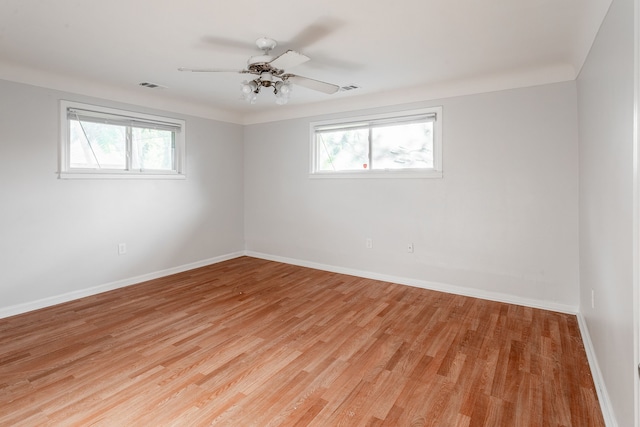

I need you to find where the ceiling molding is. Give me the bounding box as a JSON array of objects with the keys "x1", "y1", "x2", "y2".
[
  {"x1": 1, "y1": 61, "x2": 576, "y2": 126},
  {"x1": 0, "y1": 62, "x2": 244, "y2": 124},
  {"x1": 241, "y1": 63, "x2": 577, "y2": 125}
]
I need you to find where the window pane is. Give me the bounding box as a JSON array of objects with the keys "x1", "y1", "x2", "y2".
[
  {"x1": 371, "y1": 122, "x2": 433, "y2": 170},
  {"x1": 131, "y1": 128, "x2": 174, "y2": 171},
  {"x1": 69, "y1": 119, "x2": 126, "y2": 169},
  {"x1": 316, "y1": 128, "x2": 369, "y2": 171}
]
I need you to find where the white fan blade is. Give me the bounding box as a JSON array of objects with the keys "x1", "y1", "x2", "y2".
[
  {"x1": 286, "y1": 75, "x2": 339, "y2": 94},
  {"x1": 288, "y1": 18, "x2": 343, "y2": 48},
  {"x1": 269, "y1": 50, "x2": 310, "y2": 70},
  {"x1": 178, "y1": 67, "x2": 247, "y2": 73}
]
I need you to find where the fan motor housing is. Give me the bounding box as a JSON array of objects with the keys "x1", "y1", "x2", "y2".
[{"x1": 247, "y1": 57, "x2": 283, "y2": 76}]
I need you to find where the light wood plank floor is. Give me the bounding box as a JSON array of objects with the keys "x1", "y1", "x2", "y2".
[{"x1": 0, "y1": 257, "x2": 604, "y2": 426}]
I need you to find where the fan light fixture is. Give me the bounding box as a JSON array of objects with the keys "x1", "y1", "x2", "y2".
[{"x1": 241, "y1": 76, "x2": 292, "y2": 105}]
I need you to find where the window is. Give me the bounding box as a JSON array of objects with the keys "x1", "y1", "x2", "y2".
[
  {"x1": 310, "y1": 107, "x2": 442, "y2": 178},
  {"x1": 59, "y1": 101, "x2": 186, "y2": 179}
]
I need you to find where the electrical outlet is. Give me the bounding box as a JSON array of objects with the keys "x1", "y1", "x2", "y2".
[
  {"x1": 366, "y1": 238, "x2": 373, "y2": 249},
  {"x1": 407, "y1": 243, "x2": 414, "y2": 253},
  {"x1": 118, "y1": 243, "x2": 127, "y2": 255}
]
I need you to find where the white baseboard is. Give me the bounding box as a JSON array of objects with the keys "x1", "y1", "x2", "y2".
[
  {"x1": 244, "y1": 251, "x2": 579, "y2": 314},
  {"x1": 577, "y1": 313, "x2": 618, "y2": 427},
  {"x1": 0, "y1": 251, "x2": 245, "y2": 320},
  {"x1": 1, "y1": 250, "x2": 579, "y2": 320}
]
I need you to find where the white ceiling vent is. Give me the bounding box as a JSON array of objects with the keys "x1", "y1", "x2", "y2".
[{"x1": 138, "y1": 82, "x2": 166, "y2": 89}]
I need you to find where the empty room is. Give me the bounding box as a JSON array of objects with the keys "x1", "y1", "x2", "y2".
[{"x1": 0, "y1": 0, "x2": 638, "y2": 425}]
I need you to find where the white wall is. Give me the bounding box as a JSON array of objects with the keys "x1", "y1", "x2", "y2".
[
  {"x1": 244, "y1": 82, "x2": 580, "y2": 310},
  {"x1": 0, "y1": 79, "x2": 245, "y2": 312},
  {"x1": 577, "y1": 0, "x2": 635, "y2": 424}
]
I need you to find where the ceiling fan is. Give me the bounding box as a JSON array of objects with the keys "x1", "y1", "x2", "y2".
[{"x1": 179, "y1": 37, "x2": 340, "y2": 105}]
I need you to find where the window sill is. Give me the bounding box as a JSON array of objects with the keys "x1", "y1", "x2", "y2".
[
  {"x1": 309, "y1": 170, "x2": 443, "y2": 179},
  {"x1": 58, "y1": 172, "x2": 186, "y2": 180}
]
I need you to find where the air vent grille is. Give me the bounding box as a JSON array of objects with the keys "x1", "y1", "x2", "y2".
[{"x1": 138, "y1": 82, "x2": 165, "y2": 89}]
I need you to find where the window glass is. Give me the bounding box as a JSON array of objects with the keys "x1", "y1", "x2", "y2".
[
  {"x1": 131, "y1": 128, "x2": 174, "y2": 171},
  {"x1": 371, "y1": 121, "x2": 433, "y2": 170},
  {"x1": 316, "y1": 128, "x2": 369, "y2": 171},
  {"x1": 69, "y1": 120, "x2": 126, "y2": 169}
]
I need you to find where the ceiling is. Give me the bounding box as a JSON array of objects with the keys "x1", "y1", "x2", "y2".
[{"x1": 0, "y1": 0, "x2": 612, "y2": 124}]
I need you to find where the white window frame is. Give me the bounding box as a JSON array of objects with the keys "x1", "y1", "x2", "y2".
[
  {"x1": 59, "y1": 100, "x2": 186, "y2": 179},
  {"x1": 309, "y1": 106, "x2": 443, "y2": 179}
]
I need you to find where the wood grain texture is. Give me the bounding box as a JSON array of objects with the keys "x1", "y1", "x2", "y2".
[{"x1": 0, "y1": 257, "x2": 604, "y2": 426}]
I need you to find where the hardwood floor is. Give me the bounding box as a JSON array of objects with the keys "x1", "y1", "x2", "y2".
[{"x1": 0, "y1": 257, "x2": 604, "y2": 426}]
